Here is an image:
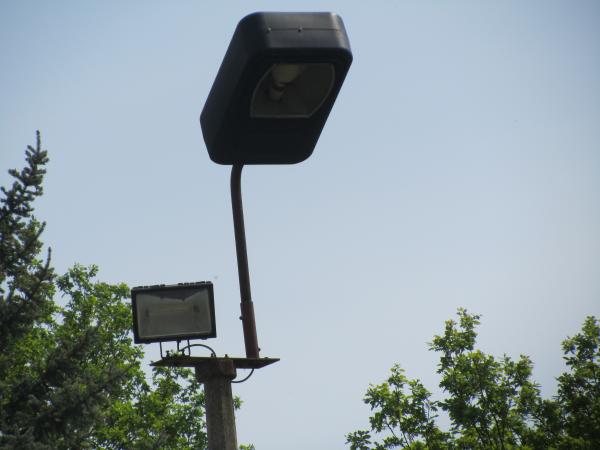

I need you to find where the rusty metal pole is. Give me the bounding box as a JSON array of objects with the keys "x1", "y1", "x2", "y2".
[{"x1": 231, "y1": 164, "x2": 260, "y2": 359}]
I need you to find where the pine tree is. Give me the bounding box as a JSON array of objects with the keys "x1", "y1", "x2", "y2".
[{"x1": 0, "y1": 131, "x2": 58, "y2": 448}]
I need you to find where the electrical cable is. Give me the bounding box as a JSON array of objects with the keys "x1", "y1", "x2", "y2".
[
  {"x1": 232, "y1": 369, "x2": 254, "y2": 384},
  {"x1": 176, "y1": 343, "x2": 217, "y2": 357}
]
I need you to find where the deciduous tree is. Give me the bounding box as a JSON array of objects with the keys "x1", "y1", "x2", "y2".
[{"x1": 347, "y1": 309, "x2": 600, "y2": 449}]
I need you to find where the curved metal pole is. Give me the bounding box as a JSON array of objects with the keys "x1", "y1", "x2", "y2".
[{"x1": 231, "y1": 164, "x2": 260, "y2": 359}]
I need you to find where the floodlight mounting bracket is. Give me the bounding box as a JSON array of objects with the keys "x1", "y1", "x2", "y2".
[{"x1": 151, "y1": 355, "x2": 279, "y2": 382}]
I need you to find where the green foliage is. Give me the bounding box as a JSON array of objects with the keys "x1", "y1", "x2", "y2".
[
  {"x1": 430, "y1": 309, "x2": 541, "y2": 448},
  {"x1": 92, "y1": 366, "x2": 208, "y2": 449},
  {"x1": 1, "y1": 134, "x2": 251, "y2": 448},
  {"x1": 347, "y1": 309, "x2": 600, "y2": 449},
  {"x1": 0, "y1": 131, "x2": 55, "y2": 361},
  {"x1": 555, "y1": 316, "x2": 600, "y2": 448},
  {"x1": 347, "y1": 365, "x2": 448, "y2": 449}
]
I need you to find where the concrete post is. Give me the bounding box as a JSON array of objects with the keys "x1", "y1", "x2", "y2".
[
  {"x1": 152, "y1": 356, "x2": 277, "y2": 449},
  {"x1": 195, "y1": 359, "x2": 238, "y2": 450}
]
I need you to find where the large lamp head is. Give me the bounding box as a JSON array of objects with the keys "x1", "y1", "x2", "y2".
[
  {"x1": 200, "y1": 12, "x2": 353, "y2": 165},
  {"x1": 131, "y1": 282, "x2": 216, "y2": 344}
]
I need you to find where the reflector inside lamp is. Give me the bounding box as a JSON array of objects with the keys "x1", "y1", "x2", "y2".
[{"x1": 251, "y1": 63, "x2": 335, "y2": 118}]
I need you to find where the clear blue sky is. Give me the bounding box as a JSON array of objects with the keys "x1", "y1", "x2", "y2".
[{"x1": 1, "y1": 1, "x2": 599, "y2": 448}]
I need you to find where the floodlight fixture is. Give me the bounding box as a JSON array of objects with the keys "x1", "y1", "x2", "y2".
[
  {"x1": 200, "y1": 11, "x2": 353, "y2": 165},
  {"x1": 131, "y1": 282, "x2": 216, "y2": 344}
]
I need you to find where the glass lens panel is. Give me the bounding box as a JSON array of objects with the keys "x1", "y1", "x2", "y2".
[{"x1": 136, "y1": 287, "x2": 212, "y2": 339}]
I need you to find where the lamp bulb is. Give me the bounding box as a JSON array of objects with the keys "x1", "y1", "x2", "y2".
[{"x1": 268, "y1": 64, "x2": 306, "y2": 101}]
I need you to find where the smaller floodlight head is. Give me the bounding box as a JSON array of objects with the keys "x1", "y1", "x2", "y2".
[
  {"x1": 200, "y1": 12, "x2": 353, "y2": 165},
  {"x1": 131, "y1": 282, "x2": 216, "y2": 344}
]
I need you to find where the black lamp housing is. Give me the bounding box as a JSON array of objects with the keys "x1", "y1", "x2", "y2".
[
  {"x1": 200, "y1": 12, "x2": 353, "y2": 165},
  {"x1": 131, "y1": 282, "x2": 216, "y2": 344}
]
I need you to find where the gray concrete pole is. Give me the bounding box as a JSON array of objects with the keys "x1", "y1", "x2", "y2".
[{"x1": 195, "y1": 359, "x2": 238, "y2": 450}]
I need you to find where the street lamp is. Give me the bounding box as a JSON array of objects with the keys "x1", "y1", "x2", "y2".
[
  {"x1": 201, "y1": 11, "x2": 353, "y2": 165},
  {"x1": 201, "y1": 11, "x2": 353, "y2": 360},
  {"x1": 138, "y1": 13, "x2": 352, "y2": 450}
]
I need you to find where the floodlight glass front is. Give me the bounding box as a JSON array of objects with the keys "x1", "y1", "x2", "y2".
[
  {"x1": 251, "y1": 63, "x2": 335, "y2": 118},
  {"x1": 131, "y1": 282, "x2": 216, "y2": 344}
]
